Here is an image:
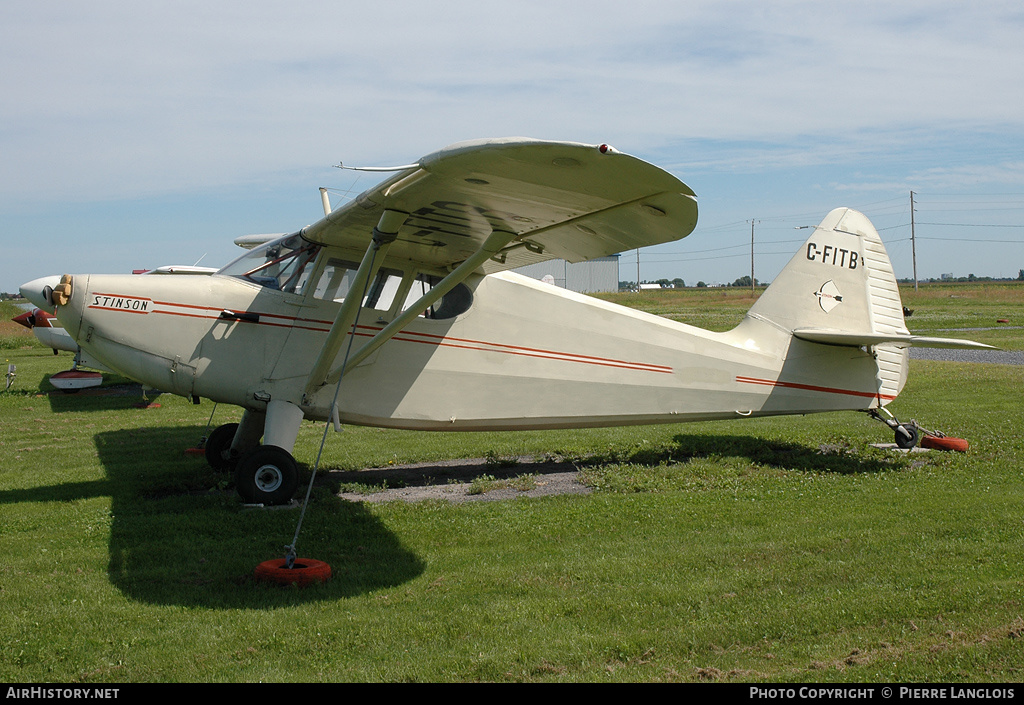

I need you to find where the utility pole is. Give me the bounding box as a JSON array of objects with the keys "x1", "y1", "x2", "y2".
[
  {"x1": 636, "y1": 248, "x2": 640, "y2": 291},
  {"x1": 910, "y1": 191, "x2": 918, "y2": 291},
  {"x1": 749, "y1": 219, "x2": 759, "y2": 296}
]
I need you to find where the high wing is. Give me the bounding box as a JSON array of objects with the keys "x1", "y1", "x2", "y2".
[{"x1": 302, "y1": 137, "x2": 698, "y2": 273}]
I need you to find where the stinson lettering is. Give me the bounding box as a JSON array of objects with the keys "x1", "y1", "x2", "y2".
[{"x1": 89, "y1": 294, "x2": 151, "y2": 313}]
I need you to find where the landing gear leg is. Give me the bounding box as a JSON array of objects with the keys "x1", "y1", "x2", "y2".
[
  {"x1": 234, "y1": 401, "x2": 304, "y2": 505},
  {"x1": 231, "y1": 409, "x2": 266, "y2": 456},
  {"x1": 868, "y1": 408, "x2": 919, "y2": 449}
]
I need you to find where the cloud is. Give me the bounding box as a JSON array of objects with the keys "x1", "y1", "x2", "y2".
[
  {"x1": 831, "y1": 161, "x2": 1024, "y2": 194},
  {"x1": 4, "y1": 2, "x2": 1024, "y2": 205},
  {"x1": 4, "y1": 1, "x2": 1024, "y2": 289}
]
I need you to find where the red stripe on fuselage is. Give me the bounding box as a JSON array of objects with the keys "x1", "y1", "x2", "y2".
[
  {"x1": 736, "y1": 375, "x2": 895, "y2": 401},
  {"x1": 91, "y1": 298, "x2": 673, "y2": 374}
]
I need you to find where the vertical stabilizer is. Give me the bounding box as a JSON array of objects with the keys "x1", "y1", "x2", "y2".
[{"x1": 744, "y1": 208, "x2": 910, "y2": 403}]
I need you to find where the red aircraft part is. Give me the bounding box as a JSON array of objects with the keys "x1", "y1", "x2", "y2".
[{"x1": 12, "y1": 308, "x2": 56, "y2": 329}]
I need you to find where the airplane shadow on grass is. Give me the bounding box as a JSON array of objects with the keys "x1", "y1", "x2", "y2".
[
  {"x1": 644, "y1": 433, "x2": 900, "y2": 475},
  {"x1": 1, "y1": 425, "x2": 896, "y2": 608},
  {"x1": 1, "y1": 425, "x2": 424, "y2": 608},
  {"x1": 317, "y1": 430, "x2": 901, "y2": 497},
  {"x1": 45, "y1": 383, "x2": 161, "y2": 414}
]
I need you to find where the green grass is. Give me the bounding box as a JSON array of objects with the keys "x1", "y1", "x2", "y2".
[
  {"x1": 594, "y1": 286, "x2": 760, "y2": 331},
  {"x1": 899, "y1": 282, "x2": 1024, "y2": 350},
  {"x1": 1, "y1": 283, "x2": 1022, "y2": 682}
]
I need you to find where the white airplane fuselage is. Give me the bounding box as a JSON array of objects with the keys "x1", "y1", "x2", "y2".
[{"x1": 51, "y1": 251, "x2": 889, "y2": 433}]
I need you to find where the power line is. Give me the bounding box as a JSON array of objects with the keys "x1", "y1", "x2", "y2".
[
  {"x1": 916, "y1": 222, "x2": 1023, "y2": 228},
  {"x1": 636, "y1": 190, "x2": 1024, "y2": 281},
  {"x1": 918, "y1": 236, "x2": 1024, "y2": 243},
  {"x1": 643, "y1": 237, "x2": 808, "y2": 258}
]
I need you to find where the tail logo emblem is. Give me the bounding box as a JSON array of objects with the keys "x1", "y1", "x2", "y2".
[{"x1": 815, "y1": 280, "x2": 843, "y2": 313}]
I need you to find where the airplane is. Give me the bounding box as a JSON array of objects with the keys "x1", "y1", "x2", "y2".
[
  {"x1": 11, "y1": 307, "x2": 78, "y2": 354},
  {"x1": 19, "y1": 137, "x2": 991, "y2": 505},
  {"x1": 10, "y1": 307, "x2": 105, "y2": 391}
]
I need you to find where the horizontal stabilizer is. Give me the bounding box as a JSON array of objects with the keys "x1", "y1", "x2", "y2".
[{"x1": 793, "y1": 328, "x2": 996, "y2": 350}]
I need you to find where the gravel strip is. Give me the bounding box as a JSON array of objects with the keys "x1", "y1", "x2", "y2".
[
  {"x1": 332, "y1": 456, "x2": 590, "y2": 504},
  {"x1": 909, "y1": 348, "x2": 1024, "y2": 365}
]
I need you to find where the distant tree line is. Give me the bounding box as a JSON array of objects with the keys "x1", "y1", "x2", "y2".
[
  {"x1": 620, "y1": 269, "x2": 1024, "y2": 292},
  {"x1": 619, "y1": 278, "x2": 686, "y2": 290},
  {"x1": 898, "y1": 272, "x2": 1024, "y2": 284},
  {"x1": 619, "y1": 275, "x2": 769, "y2": 291}
]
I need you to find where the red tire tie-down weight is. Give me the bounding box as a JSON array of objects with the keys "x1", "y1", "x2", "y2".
[
  {"x1": 921, "y1": 435, "x2": 969, "y2": 452},
  {"x1": 254, "y1": 558, "x2": 332, "y2": 587}
]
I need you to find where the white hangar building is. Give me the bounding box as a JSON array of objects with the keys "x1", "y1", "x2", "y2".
[{"x1": 512, "y1": 255, "x2": 620, "y2": 294}]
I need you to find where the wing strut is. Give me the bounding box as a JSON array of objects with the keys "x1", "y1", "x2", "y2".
[
  {"x1": 311, "y1": 228, "x2": 518, "y2": 394},
  {"x1": 302, "y1": 209, "x2": 407, "y2": 398}
]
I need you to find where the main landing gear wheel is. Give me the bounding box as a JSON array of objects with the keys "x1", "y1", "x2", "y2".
[
  {"x1": 205, "y1": 422, "x2": 239, "y2": 471},
  {"x1": 235, "y1": 445, "x2": 299, "y2": 505}
]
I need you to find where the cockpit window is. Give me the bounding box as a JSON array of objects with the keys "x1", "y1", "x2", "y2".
[{"x1": 217, "y1": 234, "x2": 320, "y2": 294}]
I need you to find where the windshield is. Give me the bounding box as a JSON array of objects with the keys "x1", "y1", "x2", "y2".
[{"x1": 217, "y1": 233, "x2": 320, "y2": 294}]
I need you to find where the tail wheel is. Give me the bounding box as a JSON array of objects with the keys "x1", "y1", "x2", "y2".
[
  {"x1": 235, "y1": 445, "x2": 299, "y2": 505},
  {"x1": 895, "y1": 424, "x2": 919, "y2": 449},
  {"x1": 204, "y1": 422, "x2": 240, "y2": 471}
]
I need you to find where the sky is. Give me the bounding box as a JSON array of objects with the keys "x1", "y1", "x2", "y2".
[{"x1": 4, "y1": 1, "x2": 1024, "y2": 293}]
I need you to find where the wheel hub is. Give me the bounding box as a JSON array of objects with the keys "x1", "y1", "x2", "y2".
[{"x1": 255, "y1": 464, "x2": 284, "y2": 492}]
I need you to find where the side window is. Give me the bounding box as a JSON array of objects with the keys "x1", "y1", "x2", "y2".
[
  {"x1": 401, "y1": 274, "x2": 473, "y2": 319},
  {"x1": 364, "y1": 270, "x2": 405, "y2": 311},
  {"x1": 313, "y1": 259, "x2": 358, "y2": 302},
  {"x1": 401, "y1": 275, "x2": 433, "y2": 314},
  {"x1": 312, "y1": 261, "x2": 406, "y2": 312}
]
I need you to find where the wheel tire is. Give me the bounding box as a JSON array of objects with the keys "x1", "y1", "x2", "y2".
[
  {"x1": 254, "y1": 558, "x2": 331, "y2": 587},
  {"x1": 922, "y1": 435, "x2": 969, "y2": 452},
  {"x1": 235, "y1": 445, "x2": 299, "y2": 505},
  {"x1": 204, "y1": 422, "x2": 240, "y2": 471},
  {"x1": 895, "y1": 424, "x2": 919, "y2": 449}
]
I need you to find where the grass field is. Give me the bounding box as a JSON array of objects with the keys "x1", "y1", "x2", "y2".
[{"x1": 1, "y1": 285, "x2": 1022, "y2": 683}]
